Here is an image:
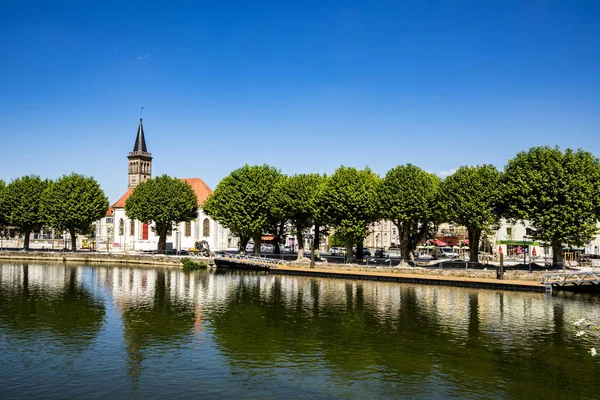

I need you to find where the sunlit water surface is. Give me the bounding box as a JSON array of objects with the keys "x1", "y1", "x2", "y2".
[{"x1": 1, "y1": 262, "x2": 599, "y2": 399}]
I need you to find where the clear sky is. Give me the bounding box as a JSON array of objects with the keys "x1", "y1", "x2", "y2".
[{"x1": 1, "y1": 0, "x2": 599, "y2": 203}]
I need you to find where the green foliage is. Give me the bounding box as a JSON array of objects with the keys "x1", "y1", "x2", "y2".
[
  {"x1": 181, "y1": 257, "x2": 208, "y2": 271},
  {"x1": 270, "y1": 173, "x2": 323, "y2": 251},
  {"x1": 318, "y1": 166, "x2": 380, "y2": 249},
  {"x1": 327, "y1": 232, "x2": 346, "y2": 247},
  {"x1": 441, "y1": 165, "x2": 503, "y2": 261},
  {"x1": 41, "y1": 173, "x2": 109, "y2": 250},
  {"x1": 125, "y1": 175, "x2": 199, "y2": 252},
  {"x1": 0, "y1": 179, "x2": 6, "y2": 228},
  {"x1": 3, "y1": 175, "x2": 51, "y2": 249},
  {"x1": 502, "y1": 146, "x2": 600, "y2": 264},
  {"x1": 378, "y1": 164, "x2": 441, "y2": 261},
  {"x1": 203, "y1": 164, "x2": 282, "y2": 254}
]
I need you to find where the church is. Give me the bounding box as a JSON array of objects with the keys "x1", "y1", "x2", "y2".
[{"x1": 101, "y1": 118, "x2": 234, "y2": 253}]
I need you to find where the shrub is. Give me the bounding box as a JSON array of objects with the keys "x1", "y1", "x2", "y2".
[{"x1": 181, "y1": 257, "x2": 208, "y2": 271}]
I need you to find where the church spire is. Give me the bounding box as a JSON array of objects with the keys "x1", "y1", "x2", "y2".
[
  {"x1": 128, "y1": 116, "x2": 153, "y2": 188},
  {"x1": 132, "y1": 118, "x2": 147, "y2": 152}
]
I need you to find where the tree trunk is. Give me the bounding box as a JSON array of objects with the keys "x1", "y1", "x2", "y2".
[
  {"x1": 253, "y1": 234, "x2": 261, "y2": 256},
  {"x1": 157, "y1": 225, "x2": 167, "y2": 254},
  {"x1": 399, "y1": 222, "x2": 413, "y2": 262},
  {"x1": 313, "y1": 223, "x2": 320, "y2": 252},
  {"x1": 274, "y1": 221, "x2": 285, "y2": 254},
  {"x1": 69, "y1": 228, "x2": 77, "y2": 252},
  {"x1": 296, "y1": 227, "x2": 304, "y2": 260},
  {"x1": 23, "y1": 230, "x2": 31, "y2": 251},
  {"x1": 552, "y1": 243, "x2": 564, "y2": 269},
  {"x1": 345, "y1": 244, "x2": 353, "y2": 261},
  {"x1": 468, "y1": 229, "x2": 481, "y2": 263},
  {"x1": 239, "y1": 235, "x2": 250, "y2": 253},
  {"x1": 356, "y1": 240, "x2": 364, "y2": 260}
]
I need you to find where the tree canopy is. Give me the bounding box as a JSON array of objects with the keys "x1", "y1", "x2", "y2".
[
  {"x1": 203, "y1": 164, "x2": 282, "y2": 254},
  {"x1": 319, "y1": 166, "x2": 380, "y2": 257},
  {"x1": 2, "y1": 175, "x2": 51, "y2": 250},
  {"x1": 270, "y1": 173, "x2": 323, "y2": 259},
  {"x1": 41, "y1": 173, "x2": 109, "y2": 251},
  {"x1": 0, "y1": 179, "x2": 7, "y2": 228},
  {"x1": 441, "y1": 165, "x2": 503, "y2": 262},
  {"x1": 125, "y1": 175, "x2": 198, "y2": 253},
  {"x1": 502, "y1": 146, "x2": 600, "y2": 266},
  {"x1": 378, "y1": 164, "x2": 441, "y2": 261}
]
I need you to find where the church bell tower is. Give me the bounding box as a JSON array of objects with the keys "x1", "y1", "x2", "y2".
[{"x1": 128, "y1": 118, "x2": 153, "y2": 188}]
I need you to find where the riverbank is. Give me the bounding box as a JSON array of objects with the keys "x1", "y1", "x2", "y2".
[
  {"x1": 0, "y1": 251, "x2": 551, "y2": 292},
  {"x1": 274, "y1": 263, "x2": 546, "y2": 292},
  {"x1": 0, "y1": 250, "x2": 183, "y2": 267}
]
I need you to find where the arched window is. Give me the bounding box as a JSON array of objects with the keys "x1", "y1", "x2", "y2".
[
  {"x1": 130, "y1": 220, "x2": 135, "y2": 236},
  {"x1": 119, "y1": 219, "x2": 124, "y2": 235},
  {"x1": 185, "y1": 221, "x2": 191, "y2": 237},
  {"x1": 203, "y1": 218, "x2": 210, "y2": 237}
]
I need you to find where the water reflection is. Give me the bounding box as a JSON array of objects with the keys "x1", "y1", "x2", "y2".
[
  {"x1": 0, "y1": 263, "x2": 105, "y2": 347},
  {"x1": 1, "y1": 263, "x2": 600, "y2": 399}
]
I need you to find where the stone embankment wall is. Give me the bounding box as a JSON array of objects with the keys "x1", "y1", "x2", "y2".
[{"x1": 0, "y1": 251, "x2": 208, "y2": 268}]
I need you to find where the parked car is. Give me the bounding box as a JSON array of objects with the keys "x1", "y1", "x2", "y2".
[
  {"x1": 374, "y1": 249, "x2": 388, "y2": 258},
  {"x1": 329, "y1": 247, "x2": 344, "y2": 256},
  {"x1": 246, "y1": 242, "x2": 255, "y2": 252},
  {"x1": 433, "y1": 247, "x2": 459, "y2": 260},
  {"x1": 282, "y1": 245, "x2": 292, "y2": 253},
  {"x1": 261, "y1": 244, "x2": 273, "y2": 252},
  {"x1": 353, "y1": 247, "x2": 371, "y2": 257}
]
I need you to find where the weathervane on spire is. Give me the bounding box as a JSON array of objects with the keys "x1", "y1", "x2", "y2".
[{"x1": 140, "y1": 106, "x2": 144, "y2": 120}]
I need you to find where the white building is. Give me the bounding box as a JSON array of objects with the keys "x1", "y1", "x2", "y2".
[{"x1": 99, "y1": 118, "x2": 235, "y2": 253}]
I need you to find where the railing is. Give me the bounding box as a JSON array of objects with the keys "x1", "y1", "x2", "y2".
[
  {"x1": 541, "y1": 272, "x2": 600, "y2": 287},
  {"x1": 214, "y1": 253, "x2": 287, "y2": 268}
]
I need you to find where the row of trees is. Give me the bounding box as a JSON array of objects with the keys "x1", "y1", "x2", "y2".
[
  {"x1": 2, "y1": 146, "x2": 599, "y2": 267},
  {"x1": 0, "y1": 174, "x2": 109, "y2": 250},
  {"x1": 204, "y1": 146, "x2": 600, "y2": 267},
  {"x1": 0, "y1": 173, "x2": 201, "y2": 253}
]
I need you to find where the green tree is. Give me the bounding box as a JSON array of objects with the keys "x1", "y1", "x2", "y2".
[
  {"x1": 3, "y1": 175, "x2": 51, "y2": 250},
  {"x1": 125, "y1": 175, "x2": 198, "y2": 253},
  {"x1": 378, "y1": 164, "x2": 441, "y2": 262},
  {"x1": 203, "y1": 165, "x2": 282, "y2": 255},
  {"x1": 41, "y1": 173, "x2": 109, "y2": 251},
  {"x1": 502, "y1": 146, "x2": 600, "y2": 267},
  {"x1": 0, "y1": 179, "x2": 7, "y2": 229},
  {"x1": 270, "y1": 173, "x2": 323, "y2": 260},
  {"x1": 441, "y1": 165, "x2": 503, "y2": 262},
  {"x1": 319, "y1": 166, "x2": 380, "y2": 258}
]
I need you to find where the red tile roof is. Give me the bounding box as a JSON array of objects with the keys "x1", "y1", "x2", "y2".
[
  {"x1": 106, "y1": 206, "x2": 114, "y2": 217},
  {"x1": 112, "y1": 188, "x2": 134, "y2": 209},
  {"x1": 111, "y1": 178, "x2": 213, "y2": 209},
  {"x1": 180, "y1": 178, "x2": 213, "y2": 206}
]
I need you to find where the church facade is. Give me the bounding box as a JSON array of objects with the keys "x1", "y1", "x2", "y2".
[{"x1": 101, "y1": 118, "x2": 235, "y2": 253}]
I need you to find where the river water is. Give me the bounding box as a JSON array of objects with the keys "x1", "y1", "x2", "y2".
[{"x1": 0, "y1": 262, "x2": 599, "y2": 399}]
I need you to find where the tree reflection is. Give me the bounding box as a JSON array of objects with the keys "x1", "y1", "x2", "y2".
[
  {"x1": 0, "y1": 263, "x2": 105, "y2": 348},
  {"x1": 205, "y1": 273, "x2": 600, "y2": 398},
  {"x1": 117, "y1": 269, "x2": 197, "y2": 389}
]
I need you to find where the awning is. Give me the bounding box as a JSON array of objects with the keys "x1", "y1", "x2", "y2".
[
  {"x1": 261, "y1": 235, "x2": 274, "y2": 241},
  {"x1": 431, "y1": 239, "x2": 447, "y2": 247}
]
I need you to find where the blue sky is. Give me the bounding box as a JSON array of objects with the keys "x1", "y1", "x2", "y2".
[{"x1": 1, "y1": 0, "x2": 599, "y2": 202}]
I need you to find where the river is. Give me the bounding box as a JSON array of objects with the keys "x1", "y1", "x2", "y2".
[{"x1": 0, "y1": 262, "x2": 599, "y2": 399}]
